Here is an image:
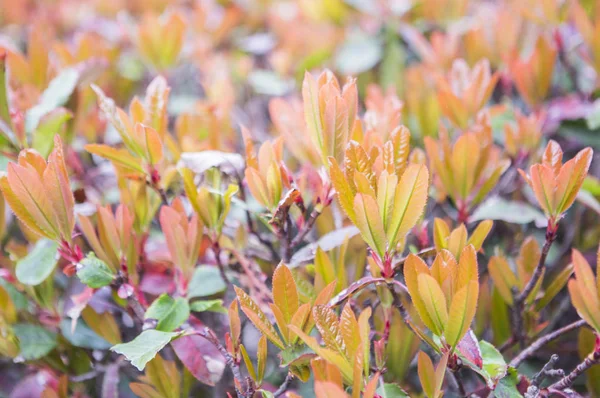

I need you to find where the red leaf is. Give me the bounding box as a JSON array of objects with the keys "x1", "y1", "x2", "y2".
[{"x1": 172, "y1": 334, "x2": 226, "y2": 386}]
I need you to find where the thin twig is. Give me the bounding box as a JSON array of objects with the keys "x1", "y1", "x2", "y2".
[
  {"x1": 549, "y1": 350, "x2": 600, "y2": 391},
  {"x1": 290, "y1": 208, "x2": 321, "y2": 248},
  {"x1": 237, "y1": 174, "x2": 278, "y2": 260},
  {"x1": 198, "y1": 327, "x2": 248, "y2": 398},
  {"x1": 511, "y1": 224, "x2": 557, "y2": 348},
  {"x1": 449, "y1": 369, "x2": 467, "y2": 397},
  {"x1": 213, "y1": 242, "x2": 232, "y2": 285},
  {"x1": 273, "y1": 372, "x2": 294, "y2": 397},
  {"x1": 281, "y1": 214, "x2": 293, "y2": 263},
  {"x1": 128, "y1": 292, "x2": 147, "y2": 322},
  {"x1": 510, "y1": 320, "x2": 586, "y2": 368}
]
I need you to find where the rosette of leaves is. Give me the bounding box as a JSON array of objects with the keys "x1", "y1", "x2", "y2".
[{"x1": 329, "y1": 126, "x2": 429, "y2": 277}]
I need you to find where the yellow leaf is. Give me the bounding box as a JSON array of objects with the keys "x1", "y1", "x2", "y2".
[
  {"x1": 488, "y1": 256, "x2": 517, "y2": 305},
  {"x1": 554, "y1": 147, "x2": 593, "y2": 215},
  {"x1": 289, "y1": 303, "x2": 311, "y2": 345},
  {"x1": 417, "y1": 274, "x2": 448, "y2": 336},
  {"x1": 0, "y1": 175, "x2": 47, "y2": 238},
  {"x1": 358, "y1": 308, "x2": 371, "y2": 378},
  {"x1": 44, "y1": 135, "x2": 74, "y2": 242},
  {"x1": 313, "y1": 305, "x2": 349, "y2": 359},
  {"x1": 257, "y1": 335, "x2": 267, "y2": 384},
  {"x1": 377, "y1": 171, "x2": 398, "y2": 231},
  {"x1": 451, "y1": 134, "x2": 480, "y2": 200},
  {"x1": 418, "y1": 351, "x2": 436, "y2": 398},
  {"x1": 433, "y1": 218, "x2": 450, "y2": 251},
  {"x1": 240, "y1": 344, "x2": 256, "y2": 381},
  {"x1": 85, "y1": 144, "x2": 145, "y2": 174},
  {"x1": 353, "y1": 193, "x2": 387, "y2": 259},
  {"x1": 445, "y1": 280, "x2": 479, "y2": 349},
  {"x1": 467, "y1": 220, "x2": 493, "y2": 251},
  {"x1": 568, "y1": 279, "x2": 600, "y2": 333},
  {"x1": 234, "y1": 286, "x2": 285, "y2": 350},
  {"x1": 137, "y1": 123, "x2": 163, "y2": 165},
  {"x1": 329, "y1": 157, "x2": 355, "y2": 222},
  {"x1": 323, "y1": 94, "x2": 349, "y2": 164},
  {"x1": 447, "y1": 224, "x2": 467, "y2": 259},
  {"x1": 290, "y1": 325, "x2": 353, "y2": 381},
  {"x1": 270, "y1": 303, "x2": 289, "y2": 345},
  {"x1": 572, "y1": 249, "x2": 598, "y2": 297},
  {"x1": 386, "y1": 164, "x2": 429, "y2": 248},
  {"x1": 5, "y1": 163, "x2": 58, "y2": 239},
  {"x1": 456, "y1": 245, "x2": 479, "y2": 291}
]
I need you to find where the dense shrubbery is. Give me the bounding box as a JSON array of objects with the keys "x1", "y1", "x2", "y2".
[{"x1": 0, "y1": 0, "x2": 600, "y2": 397}]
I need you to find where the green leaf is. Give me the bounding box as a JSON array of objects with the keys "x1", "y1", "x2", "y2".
[
  {"x1": 0, "y1": 279, "x2": 28, "y2": 310},
  {"x1": 32, "y1": 108, "x2": 72, "y2": 157},
  {"x1": 480, "y1": 340, "x2": 507, "y2": 381},
  {"x1": 25, "y1": 68, "x2": 80, "y2": 133},
  {"x1": 289, "y1": 226, "x2": 359, "y2": 267},
  {"x1": 335, "y1": 32, "x2": 382, "y2": 75},
  {"x1": 13, "y1": 323, "x2": 57, "y2": 360},
  {"x1": 376, "y1": 383, "x2": 410, "y2": 397},
  {"x1": 258, "y1": 391, "x2": 274, "y2": 398},
  {"x1": 471, "y1": 197, "x2": 546, "y2": 227},
  {"x1": 145, "y1": 294, "x2": 190, "y2": 332},
  {"x1": 60, "y1": 319, "x2": 111, "y2": 350},
  {"x1": 189, "y1": 299, "x2": 227, "y2": 314},
  {"x1": 248, "y1": 70, "x2": 294, "y2": 96},
  {"x1": 77, "y1": 253, "x2": 115, "y2": 288},
  {"x1": 15, "y1": 239, "x2": 58, "y2": 286},
  {"x1": 111, "y1": 330, "x2": 181, "y2": 371},
  {"x1": 585, "y1": 99, "x2": 600, "y2": 130},
  {"x1": 187, "y1": 266, "x2": 227, "y2": 299},
  {"x1": 492, "y1": 367, "x2": 522, "y2": 398}
]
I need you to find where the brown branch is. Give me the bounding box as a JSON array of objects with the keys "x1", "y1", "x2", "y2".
[
  {"x1": 549, "y1": 350, "x2": 600, "y2": 391},
  {"x1": 198, "y1": 327, "x2": 248, "y2": 398},
  {"x1": 236, "y1": 174, "x2": 278, "y2": 260},
  {"x1": 273, "y1": 372, "x2": 294, "y2": 397},
  {"x1": 510, "y1": 320, "x2": 586, "y2": 368},
  {"x1": 290, "y1": 207, "x2": 321, "y2": 248},
  {"x1": 511, "y1": 223, "x2": 557, "y2": 348}
]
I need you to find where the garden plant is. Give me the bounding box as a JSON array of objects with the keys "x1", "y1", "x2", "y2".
[{"x1": 0, "y1": 0, "x2": 600, "y2": 397}]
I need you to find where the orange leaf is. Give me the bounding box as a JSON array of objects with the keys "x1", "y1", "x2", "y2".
[
  {"x1": 272, "y1": 263, "x2": 299, "y2": 325},
  {"x1": 404, "y1": 254, "x2": 437, "y2": 333},
  {"x1": 313, "y1": 305, "x2": 349, "y2": 359},
  {"x1": 234, "y1": 286, "x2": 285, "y2": 350},
  {"x1": 339, "y1": 303, "x2": 360, "y2": 359}
]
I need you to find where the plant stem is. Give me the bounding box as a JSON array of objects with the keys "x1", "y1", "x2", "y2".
[
  {"x1": 549, "y1": 350, "x2": 600, "y2": 391},
  {"x1": 290, "y1": 207, "x2": 321, "y2": 248},
  {"x1": 237, "y1": 174, "x2": 278, "y2": 260},
  {"x1": 198, "y1": 327, "x2": 248, "y2": 398},
  {"x1": 273, "y1": 372, "x2": 294, "y2": 397},
  {"x1": 510, "y1": 320, "x2": 586, "y2": 368},
  {"x1": 449, "y1": 369, "x2": 467, "y2": 397},
  {"x1": 213, "y1": 242, "x2": 231, "y2": 285},
  {"x1": 511, "y1": 223, "x2": 557, "y2": 348},
  {"x1": 281, "y1": 214, "x2": 293, "y2": 263}
]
